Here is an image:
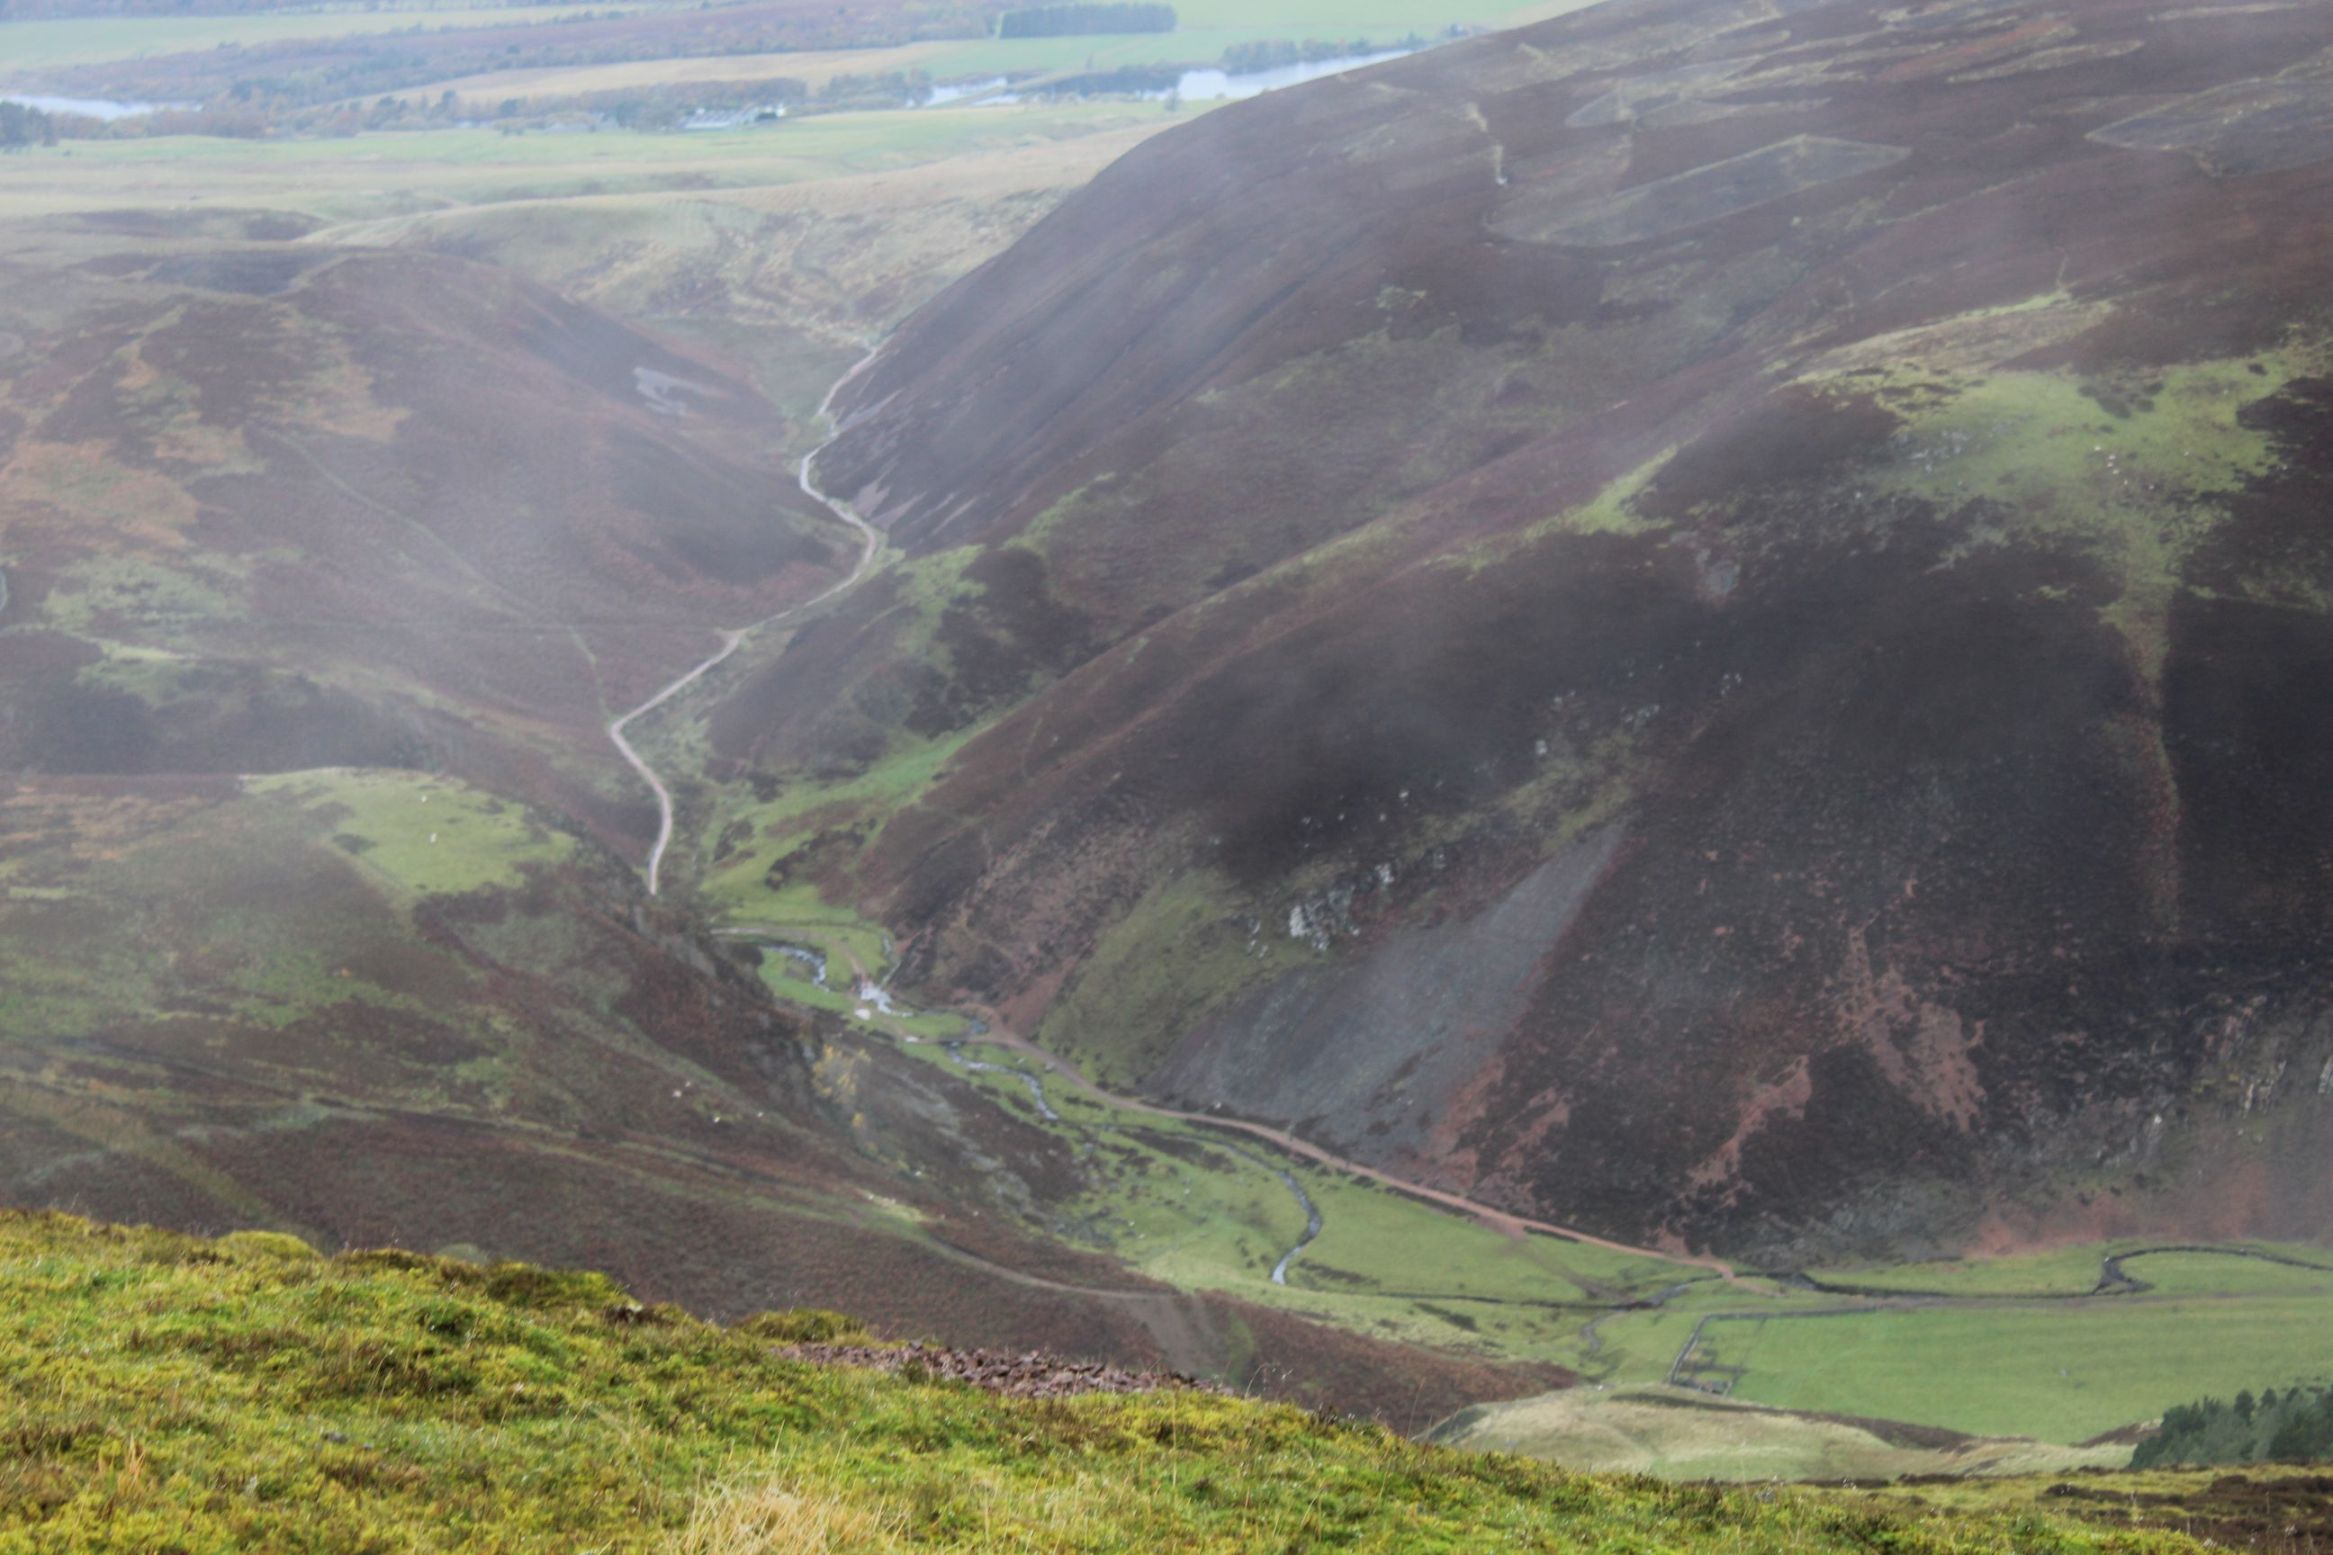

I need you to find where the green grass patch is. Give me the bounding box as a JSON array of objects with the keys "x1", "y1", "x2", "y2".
[
  {"x1": 1811, "y1": 1245, "x2": 2133, "y2": 1297},
  {"x1": 1810, "y1": 1243, "x2": 2333, "y2": 1298},
  {"x1": 1295, "y1": 1170, "x2": 1682, "y2": 1305},
  {"x1": 693, "y1": 712, "x2": 976, "y2": 911},
  {"x1": 714, "y1": 881, "x2": 899, "y2": 982},
  {"x1": 906, "y1": 1040, "x2": 1709, "y2": 1370},
  {"x1": 2115, "y1": 1249, "x2": 2333, "y2": 1296},
  {"x1": 1570, "y1": 1280, "x2": 1848, "y2": 1389},
  {"x1": 246, "y1": 768, "x2": 571, "y2": 898},
  {"x1": 757, "y1": 958, "x2": 861, "y2": 1017},
  {"x1": 1706, "y1": 1292, "x2": 2333, "y2": 1443},
  {"x1": 1831, "y1": 345, "x2": 2316, "y2": 686},
  {"x1": 1038, "y1": 869, "x2": 1317, "y2": 1087}
]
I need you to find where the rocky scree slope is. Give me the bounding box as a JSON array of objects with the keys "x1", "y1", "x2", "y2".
[{"x1": 743, "y1": 0, "x2": 2333, "y2": 1260}]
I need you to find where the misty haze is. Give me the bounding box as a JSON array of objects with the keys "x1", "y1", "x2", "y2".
[{"x1": 2, "y1": 0, "x2": 2331, "y2": 1546}]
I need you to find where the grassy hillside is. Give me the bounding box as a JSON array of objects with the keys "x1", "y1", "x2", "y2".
[{"x1": 0, "y1": 1209, "x2": 2223, "y2": 1553}]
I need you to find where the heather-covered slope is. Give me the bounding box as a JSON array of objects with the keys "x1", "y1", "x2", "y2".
[
  {"x1": 0, "y1": 212, "x2": 851, "y2": 855},
  {"x1": 722, "y1": 0, "x2": 2333, "y2": 1259}
]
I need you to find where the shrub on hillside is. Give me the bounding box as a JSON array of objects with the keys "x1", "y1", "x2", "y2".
[{"x1": 2134, "y1": 1386, "x2": 2333, "y2": 1467}]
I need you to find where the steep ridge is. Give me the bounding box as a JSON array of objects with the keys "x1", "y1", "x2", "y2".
[{"x1": 727, "y1": 0, "x2": 2333, "y2": 1260}]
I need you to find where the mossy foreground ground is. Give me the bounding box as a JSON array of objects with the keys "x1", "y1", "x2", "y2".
[{"x1": 0, "y1": 1211, "x2": 2216, "y2": 1555}]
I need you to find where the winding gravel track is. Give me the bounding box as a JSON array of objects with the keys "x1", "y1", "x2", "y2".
[{"x1": 608, "y1": 350, "x2": 886, "y2": 895}]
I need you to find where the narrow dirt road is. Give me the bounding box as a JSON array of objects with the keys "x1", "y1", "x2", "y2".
[{"x1": 608, "y1": 350, "x2": 886, "y2": 896}]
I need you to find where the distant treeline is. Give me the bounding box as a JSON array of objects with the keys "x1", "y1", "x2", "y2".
[
  {"x1": 0, "y1": 0, "x2": 592, "y2": 13},
  {"x1": 996, "y1": 4, "x2": 1174, "y2": 38},
  {"x1": 1032, "y1": 63, "x2": 1177, "y2": 96},
  {"x1": 0, "y1": 102, "x2": 58, "y2": 150},
  {"x1": 2134, "y1": 1386, "x2": 2333, "y2": 1467}
]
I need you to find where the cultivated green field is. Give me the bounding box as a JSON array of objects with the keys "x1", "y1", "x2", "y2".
[
  {"x1": 1, "y1": 0, "x2": 1579, "y2": 102},
  {"x1": 1812, "y1": 1245, "x2": 2134, "y2": 1296},
  {"x1": 1814, "y1": 1243, "x2": 2333, "y2": 1298},
  {"x1": 914, "y1": 0, "x2": 1606, "y2": 83},
  {"x1": 921, "y1": 29, "x2": 1415, "y2": 80},
  {"x1": 1173, "y1": 0, "x2": 1545, "y2": 26},
  {"x1": 0, "y1": 104, "x2": 1170, "y2": 223},
  {"x1": 1699, "y1": 1279, "x2": 2333, "y2": 1443},
  {"x1": 911, "y1": 1039, "x2": 1714, "y2": 1368}
]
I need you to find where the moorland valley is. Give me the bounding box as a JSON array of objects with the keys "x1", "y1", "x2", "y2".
[{"x1": 5, "y1": 0, "x2": 2333, "y2": 1543}]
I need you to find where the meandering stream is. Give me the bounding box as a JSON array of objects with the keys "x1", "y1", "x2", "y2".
[{"x1": 943, "y1": 1042, "x2": 1063, "y2": 1123}]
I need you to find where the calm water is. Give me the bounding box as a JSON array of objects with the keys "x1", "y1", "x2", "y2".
[
  {"x1": 921, "y1": 47, "x2": 1414, "y2": 109},
  {"x1": 1164, "y1": 49, "x2": 1412, "y2": 102},
  {"x1": 1, "y1": 93, "x2": 180, "y2": 121}
]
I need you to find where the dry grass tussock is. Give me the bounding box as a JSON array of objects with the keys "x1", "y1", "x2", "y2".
[{"x1": 677, "y1": 1477, "x2": 901, "y2": 1555}]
